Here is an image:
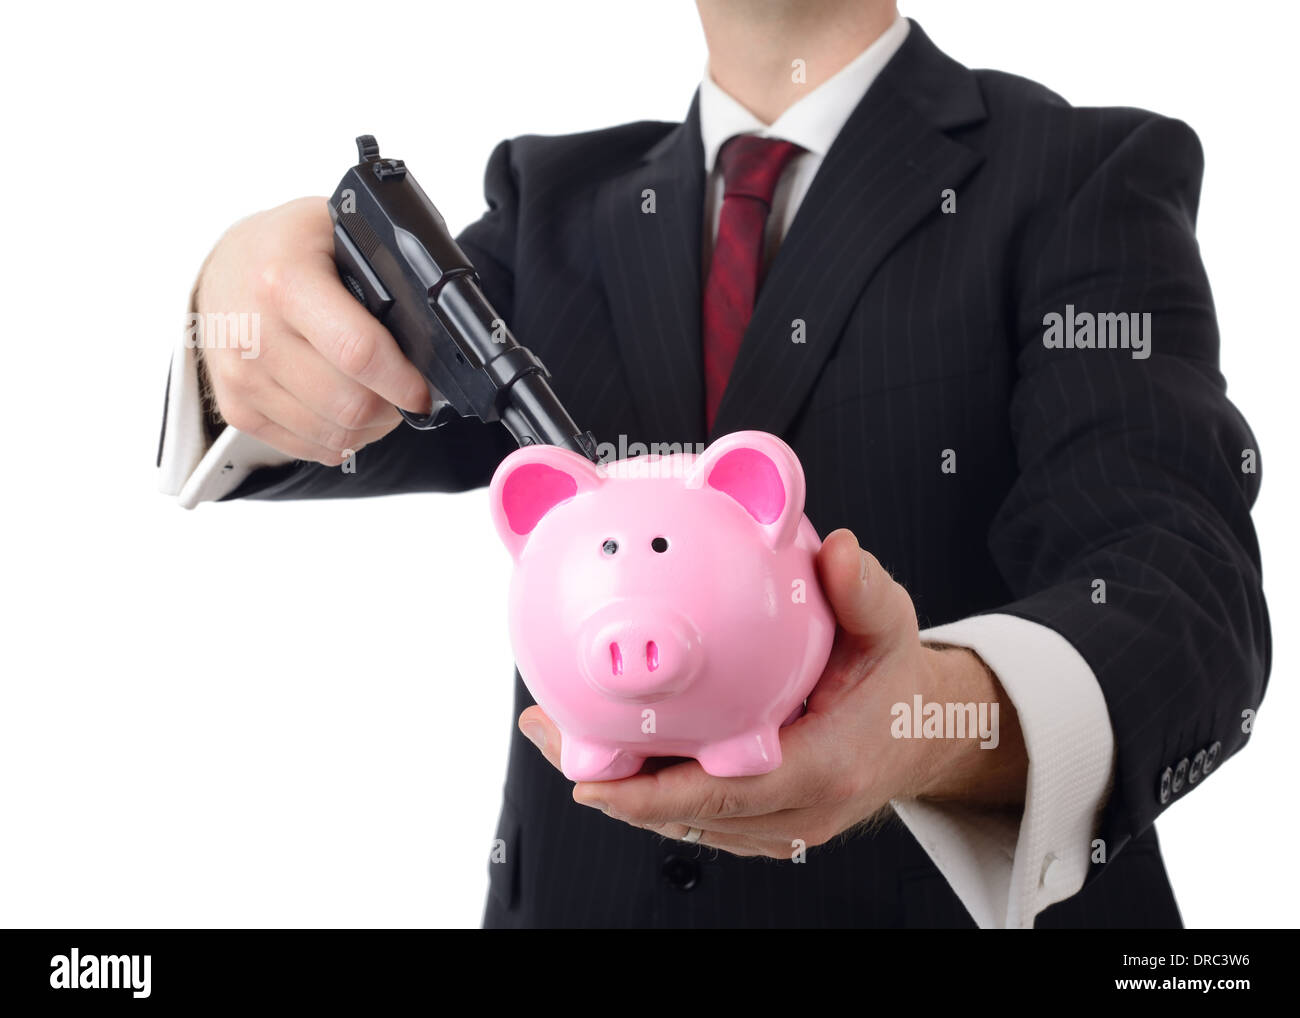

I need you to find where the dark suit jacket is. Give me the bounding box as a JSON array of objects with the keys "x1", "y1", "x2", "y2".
[{"x1": 226, "y1": 20, "x2": 1270, "y2": 927}]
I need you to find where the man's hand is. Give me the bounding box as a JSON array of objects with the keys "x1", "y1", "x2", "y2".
[
  {"x1": 518, "y1": 529, "x2": 1028, "y2": 857},
  {"x1": 193, "y1": 197, "x2": 431, "y2": 464}
]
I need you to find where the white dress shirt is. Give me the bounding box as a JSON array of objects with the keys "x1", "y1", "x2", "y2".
[{"x1": 159, "y1": 13, "x2": 1115, "y2": 928}]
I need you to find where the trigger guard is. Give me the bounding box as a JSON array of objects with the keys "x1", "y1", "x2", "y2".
[
  {"x1": 398, "y1": 405, "x2": 440, "y2": 429},
  {"x1": 398, "y1": 384, "x2": 455, "y2": 430}
]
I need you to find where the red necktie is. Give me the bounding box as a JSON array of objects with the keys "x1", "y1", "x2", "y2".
[{"x1": 701, "y1": 134, "x2": 804, "y2": 431}]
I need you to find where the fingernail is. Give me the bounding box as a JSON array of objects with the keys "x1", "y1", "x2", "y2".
[
  {"x1": 576, "y1": 793, "x2": 609, "y2": 812},
  {"x1": 521, "y1": 721, "x2": 546, "y2": 753},
  {"x1": 859, "y1": 549, "x2": 871, "y2": 583}
]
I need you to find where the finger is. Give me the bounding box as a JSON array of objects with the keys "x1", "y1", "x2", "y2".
[
  {"x1": 574, "y1": 761, "x2": 761, "y2": 825},
  {"x1": 222, "y1": 409, "x2": 347, "y2": 466},
  {"x1": 816, "y1": 529, "x2": 917, "y2": 651},
  {"x1": 652, "y1": 810, "x2": 871, "y2": 858},
  {"x1": 670, "y1": 802, "x2": 849, "y2": 842},
  {"x1": 643, "y1": 820, "x2": 774, "y2": 858},
  {"x1": 573, "y1": 730, "x2": 820, "y2": 826},
  {"x1": 272, "y1": 252, "x2": 432, "y2": 414},
  {"x1": 518, "y1": 706, "x2": 563, "y2": 772},
  {"x1": 246, "y1": 376, "x2": 396, "y2": 459},
  {"x1": 263, "y1": 330, "x2": 403, "y2": 433}
]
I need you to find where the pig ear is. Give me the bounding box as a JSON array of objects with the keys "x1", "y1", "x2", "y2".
[
  {"x1": 489, "y1": 445, "x2": 605, "y2": 560},
  {"x1": 687, "y1": 431, "x2": 806, "y2": 549}
]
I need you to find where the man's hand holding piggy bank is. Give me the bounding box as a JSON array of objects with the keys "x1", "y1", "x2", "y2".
[{"x1": 490, "y1": 431, "x2": 1028, "y2": 858}]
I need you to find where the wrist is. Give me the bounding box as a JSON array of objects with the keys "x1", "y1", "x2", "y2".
[
  {"x1": 908, "y1": 644, "x2": 1026, "y2": 806},
  {"x1": 190, "y1": 274, "x2": 227, "y2": 439}
]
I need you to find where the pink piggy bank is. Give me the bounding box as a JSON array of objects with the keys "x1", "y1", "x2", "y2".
[{"x1": 488, "y1": 430, "x2": 835, "y2": 781}]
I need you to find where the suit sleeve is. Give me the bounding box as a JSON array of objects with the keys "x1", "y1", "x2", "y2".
[
  {"x1": 158, "y1": 139, "x2": 523, "y2": 505},
  {"x1": 894, "y1": 613, "x2": 1114, "y2": 928},
  {"x1": 987, "y1": 114, "x2": 1270, "y2": 872}
]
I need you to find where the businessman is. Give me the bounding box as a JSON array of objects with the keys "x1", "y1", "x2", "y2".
[{"x1": 159, "y1": 1, "x2": 1270, "y2": 927}]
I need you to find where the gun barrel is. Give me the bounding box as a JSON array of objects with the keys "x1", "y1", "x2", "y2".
[
  {"x1": 331, "y1": 135, "x2": 599, "y2": 463},
  {"x1": 430, "y1": 273, "x2": 597, "y2": 459}
]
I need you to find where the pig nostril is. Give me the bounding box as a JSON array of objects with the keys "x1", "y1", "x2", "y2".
[
  {"x1": 646, "y1": 641, "x2": 659, "y2": 672},
  {"x1": 610, "y1": 642, "x2": 623, "y2": 676}
]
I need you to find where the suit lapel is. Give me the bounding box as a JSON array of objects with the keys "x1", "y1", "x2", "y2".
[
  {"x1": 592, "y1": 21, "x2": 988, "y2": 448},
  {"x1": 710, "y1": 20, "x2": 988, "y2": 441},
  {"x1": 594, "y1": 96, "x2": 708, "y2": 445}
]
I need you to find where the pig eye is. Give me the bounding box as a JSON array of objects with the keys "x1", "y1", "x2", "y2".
[
  {"x1": 602, "y1": 539, "x2": 619, "y2": 555},
  {"x1": 651, "y1": 537, "x2": 669, "y2": 553}
]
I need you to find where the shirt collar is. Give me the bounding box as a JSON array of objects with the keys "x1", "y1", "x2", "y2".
[{"x1": 698, "y1": 15, "x2": 910, "y2": 173}]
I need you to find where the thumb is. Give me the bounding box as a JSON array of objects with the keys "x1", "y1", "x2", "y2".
[{"x1": 816, "y1": 529, "x2": 917, "y2": 652}]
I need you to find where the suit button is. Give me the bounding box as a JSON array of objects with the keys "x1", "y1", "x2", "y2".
[
  {"x1": 662, "y1": 854, "x2": 700, "y2": 891},
  {"x1": 1173, "y1": 757, "x2": 1189, "y2": 794},
  {"x1": 1205, "y1": 740, "x2": 1222, "y2": 773},
  {"x1": 1190, "y1": 749, "x2": 1207, "y2": 784},
  {"x1": 1159, "y1": 766, "x2": 1173, "y2": 804}
]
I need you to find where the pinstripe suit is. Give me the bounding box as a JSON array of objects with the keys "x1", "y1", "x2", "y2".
[{"x1": 228, "y1": 21, "x2": 1269, "y2": 927}]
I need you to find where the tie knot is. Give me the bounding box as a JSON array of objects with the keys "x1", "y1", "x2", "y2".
[{"x1": 717, "y1": 135, "x2": 804, "y2": 206}]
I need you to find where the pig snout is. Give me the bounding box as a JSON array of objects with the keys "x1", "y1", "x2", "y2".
[{"x1": 578, "y1": 603, "x2": 704, "y2": 703}]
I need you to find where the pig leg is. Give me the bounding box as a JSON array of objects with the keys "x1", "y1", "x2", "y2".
[
  {"x1": 560, "y1": 737, "x2": 645, "y2": 781},
  {"x1": 696, "y1": 728, "x2": 783, "y2": 777}
]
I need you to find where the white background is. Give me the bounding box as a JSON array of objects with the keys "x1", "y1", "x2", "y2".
[{"x1": 0, "y1": 0, "x2": 1293, "y2": 928}]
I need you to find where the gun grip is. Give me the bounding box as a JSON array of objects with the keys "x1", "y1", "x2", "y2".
[
  {"x1": 333, "y1": 222, "x2": 393, "y2": 320},
  {"x1": 334, "y1": 219, "x2": 453, "y2": 430}
]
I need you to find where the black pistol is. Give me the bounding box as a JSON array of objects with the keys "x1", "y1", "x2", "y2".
[{"x1": 329, "y1": 135, "x2": 599, "y2": 462}]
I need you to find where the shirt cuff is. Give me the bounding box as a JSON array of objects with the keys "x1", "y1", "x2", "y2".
[
  {"x1": 157, "y1": 274, "x2": 296, "y2": 507},
  {"x1": 156, "y1": 333, "x2": 210, "y2": 497},
  {"x1": 891, "y1": 613, "x2": 1115, "y2": 929}
]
